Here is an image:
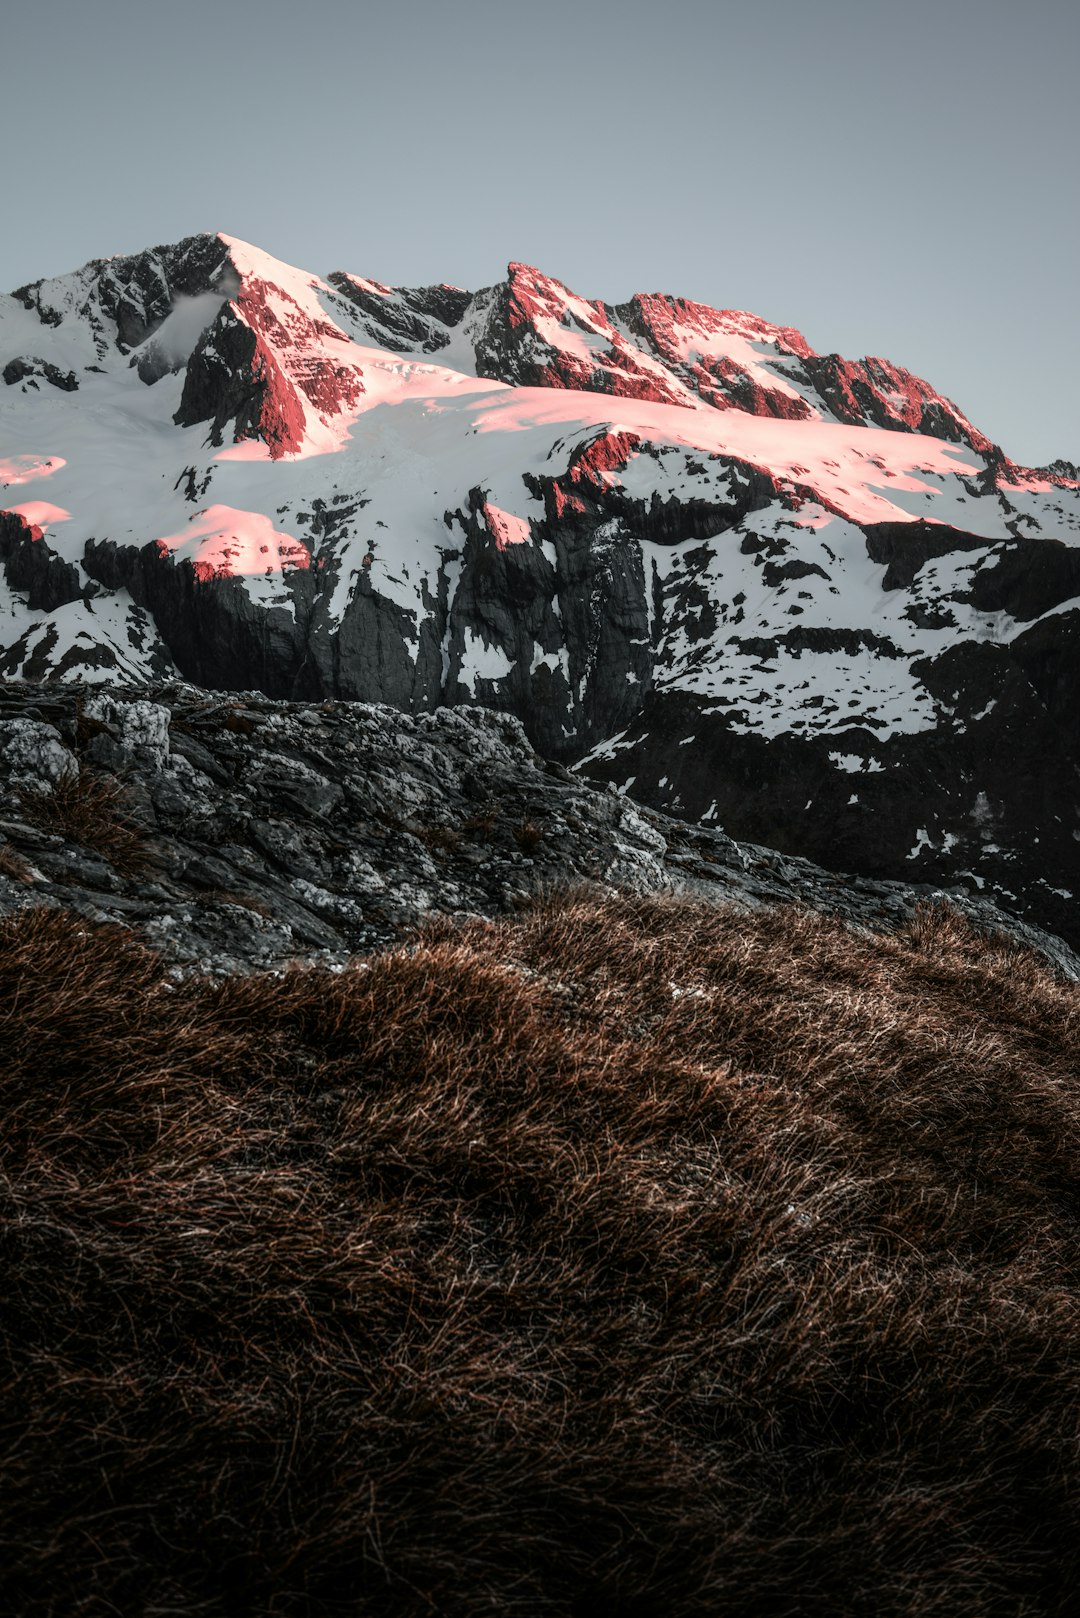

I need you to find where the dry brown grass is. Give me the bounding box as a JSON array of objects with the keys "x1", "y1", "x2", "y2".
[
  {"x1": 513, "y1": 816, "x2": 544, "y2": 854},
  {"x1": 415, "y1": 823, "x2": 465, "y2": 854},
  {"x1": 460, "y1": 804, "x2": 500, "y2": 836},
  {"x1": 18, "y1": 766, "x2": 148, "y2": 874},
  {"x1": 0, "y1": 842, "x2": 34, "y2": 884},
  {"x1": 2, "y1": 893, "x2": 1079, "y2": 1616}
]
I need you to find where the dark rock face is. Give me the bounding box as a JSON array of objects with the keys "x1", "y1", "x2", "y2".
[
  {"x1": 0, "y1": 512, "x2": 83, "y2": 613},
  {"x1": 143, "y1": 550, "x2": 315, "y2": 696},
  {"x1": 578, "y1": 619, "x2": 1080, "y2": 954},
  {"x1": 174, "y1": 307, "x2": 271, "y2": 447},
  {"x1": 320, "y1": 565, "x2": 437, "y2": 707},
  {"x1": 967, "y1": 540, "x2": 1080, "y2": 621},
  {"x1": 3, "y1": 357, "x2": 78, "y2": 392},
  {"x1": 93, "y1": 236, "x2": 231, "y2": 350},
  {"x1": 862, "y1": 522, "x2": 993, "y2": 590},
  {"x1": 1, "y1": 681, "x2": 1074, "y2": 980},
  {"x1": 12, "y1": 234, "x2": 231, "y2": 357},
  {"x1": 327, "y1": 272, "x2": 471, "y2": 354},
  {"x1": 442, "y1": 479, "x2": 654, "y2": 758}
]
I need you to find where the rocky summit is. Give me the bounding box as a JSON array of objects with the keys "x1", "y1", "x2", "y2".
[{"x1": 2, "y1": 234, "x2": 1078, "y2": 945}]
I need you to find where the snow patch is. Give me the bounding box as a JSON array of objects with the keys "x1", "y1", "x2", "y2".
[
  {"x1": 4, "y1": 501, "x2": 71, "y2": 529},
  {"x1": 136, "y1": 292, "x2": 228, "y2": 368},
  {"x1": 460, "y1": 630, "x2": 514, "y2": 691},
  {"x1": 0, "y1": 455, "x2": 66, "y2": 487},
  {"x1": 155, "y1": 505, "x2": 310, "y2": 586}
]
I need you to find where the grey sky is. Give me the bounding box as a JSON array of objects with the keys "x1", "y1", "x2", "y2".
[{"x1": 5, "y1": 0, "x2": 1076, "y2": 465}]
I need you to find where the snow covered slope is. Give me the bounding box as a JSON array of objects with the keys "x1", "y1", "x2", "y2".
[{"x1": 2, "y1": 233, "x2": 1079, "y2": 943}]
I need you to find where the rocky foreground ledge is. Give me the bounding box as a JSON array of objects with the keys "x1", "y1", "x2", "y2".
[{"x1": 1, "y1": 681, "x2": 1076, "y2": 978}]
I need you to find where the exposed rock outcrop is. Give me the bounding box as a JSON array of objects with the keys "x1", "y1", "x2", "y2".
[
  {"x1": 0, "y1": 682, "x2": 1075, "y2": 980},
  {"x1": 3, "y1": 357, "x2": 79, "y2": 392},
  {"x1": 0, "y1": 511, "x2": 83, "y2": 613}
]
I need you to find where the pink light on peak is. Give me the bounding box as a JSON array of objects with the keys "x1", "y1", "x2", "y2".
[
  {"x1": 215, "y1": 234, "x2": 368, "y2": 460},
  {"x1": 155, "y1": 505, "x2": 310, "y2": 580},
  {"x1": 469, "y1": 387, "x2": 990, "y2": 528},
  {"x1": 998, "y1": 466, "x2": 1080, "y2": 494},
  {"x1": 483, "y1": 503, "x2": 531, "y2": 549},
  {"x1": 0, "y1": 455, "x2": 66, "y2": 487},
  {"x1": 341, "y1": 274, "x2": 395, "y2": 299},
  {"x1": 505, "y1": 262, "x2": 597, "y2": 331},
  {"x1": 628, "y1": 293, "x2": 817, "y2": 363},
  {"x1": 5, "y1": 501, "x2": 72, "y2": 530}
]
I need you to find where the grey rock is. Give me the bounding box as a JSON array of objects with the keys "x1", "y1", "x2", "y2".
[
  {"x1": 0, "y1": 680, "x2": 1074, "y2": 981},
  {"x1": 0, "y1": 719, "x2": 78, "y2": 787},
  {"x1": 83, "y1": 696, "x2": 171, "y2": 773}
]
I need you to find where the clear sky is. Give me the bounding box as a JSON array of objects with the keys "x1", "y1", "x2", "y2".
[{"x1": 5, "y1": 0, "x2": 1076, "y2": 465}]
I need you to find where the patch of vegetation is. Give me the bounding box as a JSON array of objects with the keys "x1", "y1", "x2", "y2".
[
  {"x1": 0, "y1": 842, "x2": 34, "y2": 884},
  {"x1": 18, "y1": 766, "x2": 148, "y2": 874},
  {"x1": 461, "y1": 802, "x2": 500, "y2": 836},
  {"x1": 1, "y1": 894, "x2": 1079, "y2": 1615},
  {"x1": 415, "y1": 823, "x2": 465, "y2": 854},
  {"x1": 513, "y1": 816, "x2": 544, "y2": 854}
]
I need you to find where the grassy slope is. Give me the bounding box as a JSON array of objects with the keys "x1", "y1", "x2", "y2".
[{"x1": 2, "y1": 894, "x2": 1079, "y2": 1616}]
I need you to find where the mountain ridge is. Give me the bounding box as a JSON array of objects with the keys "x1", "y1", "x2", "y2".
[{"x1": 3, "y1": 230, "x2": 1078, "y2": 947}]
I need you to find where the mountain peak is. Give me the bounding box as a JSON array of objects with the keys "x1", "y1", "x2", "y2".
[{"x1": 3, "y1": 229, "x2": 1079, "y2": 952}]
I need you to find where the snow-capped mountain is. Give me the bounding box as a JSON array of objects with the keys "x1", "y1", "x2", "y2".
[{"x1": 2, "y1": 233, "x2": 1078, "y2": 942}]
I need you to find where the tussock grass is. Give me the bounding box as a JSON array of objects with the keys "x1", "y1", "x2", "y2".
[
  {"x1": 0, "y1": 842, "x2": 34, "y2": 883},
  {"x1": 2, "y1": 895, "x2": 1079, "y2": 1615},
  {"x1": 513, "y1": 816, "x2": 544, "y2": 853},
  {"x1": 18, "y1": 766, "x2": 148, "y2": 874}
]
